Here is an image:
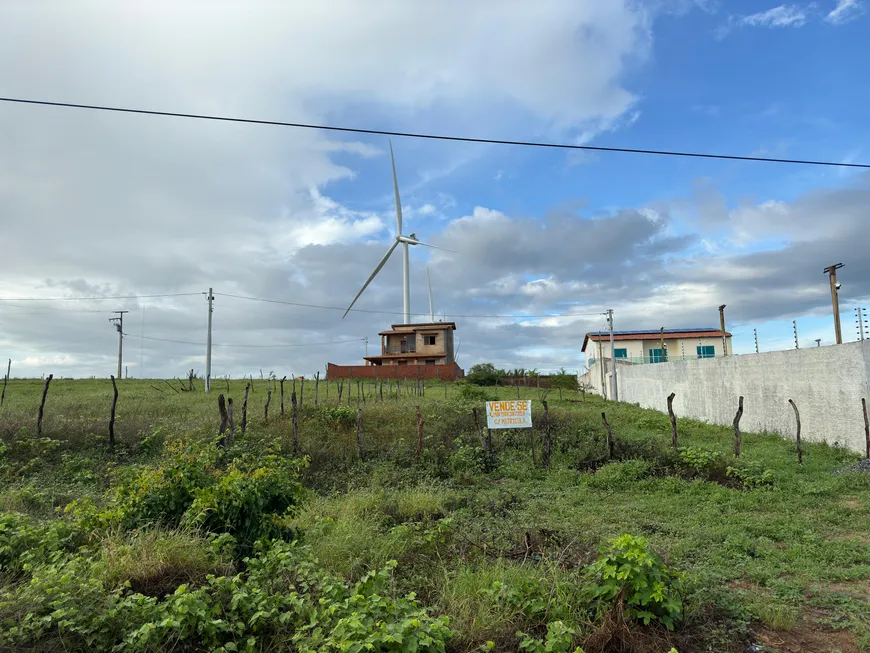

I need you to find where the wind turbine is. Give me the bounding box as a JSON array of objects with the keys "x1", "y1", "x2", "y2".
[
  {"x1": 426, "y1": 266, "x2": 435, "y2": 322},
  {"x1": 343, "y1": 140, "x2": 439, "y2": 324}
]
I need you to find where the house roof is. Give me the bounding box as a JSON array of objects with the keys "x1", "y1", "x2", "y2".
[
  {"x1": 581, "y1": 328, "x2": 732, "y2": 352},
  {"x1": 379, "y1": 321, "x2": 456, "y2": 335}
]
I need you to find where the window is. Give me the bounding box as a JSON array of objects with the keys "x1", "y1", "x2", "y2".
[
  {"x1": 648, "y1": 348, "x2": 668, "y2": 363},
  {"x1": 425, "y1": 359, "x2": 436, "y2": 366},
  {"x1": 424, "y1": 334, "x2": 437, "y2": 346},
  {"x1": 614, "y1": 348, "x2": 628, "y2": 359},
  {"x1": 697, "y1": 345, "x2": 715, "y2": 359}
]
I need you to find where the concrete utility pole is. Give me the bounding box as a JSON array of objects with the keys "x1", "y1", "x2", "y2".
[
  {"x1": 824, "y1": 263, "x2": 844, "y2": 344},
  {"x1": 718, "y1": 304, "x2": 728, "y2": 356},
  {"x1": 856, "y1": 307, "x2": 866, "y2": 341},
  {"x1": 205, "y1": 288, "x2": 214, "y2": 392},
  {"x1": 109, "y1": 311, "x2": 129, "y2": 379},
  {"x1": 793, "y1": 320, "x2": 799, "y2": 349},
  {"x1": 753, "y1": 328, "x2": 759, "y2": 354},
  {"x1": 607, "y1": 309, "x2": 618, "y2": 401}
]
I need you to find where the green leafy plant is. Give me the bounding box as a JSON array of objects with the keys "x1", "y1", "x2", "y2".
[
  {"x1": 456, "y1": 383, "x2": 494, "y2": 402},
  {"x1": 585, "y1": 534, "x2": 684, "y2": 630},
  {"x1": 677, "y1": 446, "x2": 726, "y2": 477},
  {"x1": 517, "y1": 620, "x2": 583, "y2": 652},
  {"x1": 726, "y1": 461, "x2": 775, "y2": 489},
  {"x1": 465, "y1": 363, "x2": 505, "y2": 386}
]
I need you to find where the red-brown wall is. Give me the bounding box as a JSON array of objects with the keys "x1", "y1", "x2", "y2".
[{"x1": 326, "y1": 362, "x2": 464, "y2": 381}]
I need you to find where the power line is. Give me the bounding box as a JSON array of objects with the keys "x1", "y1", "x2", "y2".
[
  {"x1": 214, "y1": 292, "x2": 606, "y2": 319},
  {"x1": 0, "y1": 292, "x2": 202, "y2": 302},
  {"x1": 2, "y1": 96, "x2": 868, "y2": 169},
  {"x1": 126, "y1": 332, "x2": 366, "y2": 349}
]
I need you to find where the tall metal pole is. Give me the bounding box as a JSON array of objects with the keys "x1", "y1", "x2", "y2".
[
  {"x1": 754, "y1": 328, "x2": 759, "y2": 354},
  {"x1": 793, "y1": 320, "x2": 799, "y2": 349},
  {"x1": 824, "y1": 263, "x2": 844, "y2": 344},
  {"x1": 718, "y1": 304, "x2": 728, "y2": 356},
  {"x1": 608, "y1": 309, "x2": 617, "y2": 401},
  {"x1": 109, "y1": 311, "x2": 128, "y2": 379},
  {"x1": 205, "y1": 288, "x2": 214, "y2": 393}
]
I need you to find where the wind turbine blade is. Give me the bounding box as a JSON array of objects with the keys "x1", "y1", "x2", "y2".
[
  {"x1": 389, "y1": 139, "x2": 403, "y2": 236},
  {"x1": 427, "y1": 266, "x2": 434, "y2": 322},
  {"x1": 343, "y1": 239, "x2": 400, "y2": 319},
  {"x1": 400, "y1": 238, "x2": 455, "y2": 253}
]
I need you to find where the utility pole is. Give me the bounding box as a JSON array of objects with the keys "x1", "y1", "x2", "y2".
[
  {"x1": 856, "y1": 307, "x2": 866, "y2": 341},
  {"x1": 824, "y1": 263, "x2": 844, "y2": 344},
  {"x1": 108, "y1": 311, "x2": 129, "y2": 379},
  {"x1": 793, "y1": 320, "x2": 799, "y2": 349},
  {"x1": 718, "y1": 304, "x2": 728, "y2": 356},
  {"x1": 753, "y1": 328, "x2": 759, "y2": 354},
  {"x1": 659, "y1": 327, "x2": 665, "y2": 363},
  {"x1": 205, "y1": 288, "x2": 214, "y2": 393},
  {"x1": 607, "y1": 309, "x2": 617, "y2": 401},
  {"x1": 364, "y1": 337, "x2": 369, "y2": 357},
  {"x1": 815, "y1": 338, "x2": 821, "y2": 347}
]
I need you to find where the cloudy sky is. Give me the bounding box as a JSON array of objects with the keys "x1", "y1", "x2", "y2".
[{"x1": 1, "y1": 0, "x2": 868, "y2": 379}]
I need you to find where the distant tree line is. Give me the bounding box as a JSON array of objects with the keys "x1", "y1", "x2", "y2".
[{"x1": 465, "y1": 363, "x2": 577, "y2": 390}]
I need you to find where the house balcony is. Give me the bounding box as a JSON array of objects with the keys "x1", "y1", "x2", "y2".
[{"x1": 384, "y1": 344, "x2": 417, "y2": 354}]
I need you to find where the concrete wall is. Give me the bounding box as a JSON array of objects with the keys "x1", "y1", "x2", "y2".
[{"x1": 613, "y1": 340, "x2": 870, "y2": 453}]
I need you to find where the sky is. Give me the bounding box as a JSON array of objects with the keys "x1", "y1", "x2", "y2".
[{"x1": 0, "y1": 0, "x2": 869, "y2": 379}]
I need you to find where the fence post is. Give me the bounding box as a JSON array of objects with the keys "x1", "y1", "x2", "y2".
[
  {"x1": 281, "y1": 376, "x2": 286, "y2": 417},
  {"x1": 1, "y1": 359, "x2": 10, "y2": 406},
  {"x1": 241, "y1": 383, "x2": 250, "y2": 435},
  {"x1": 291, "y1": 391, "x2": 299, "y2": 456},
  {"x1": 218, "y1": 394, "x2": 228, "y2": 443},
  {"x1": 300, "y1": 377, "x2": 304, "y2": 408},
  {"x1": 863, "y1": 398, "x2": 870, "y2": 459},
  {"x1": 601, "y1": 411, "x2": 614, "y2": 459},
  {"x1": 264, "y1": 389, "x2": 272, "y2": 424},
  {"x1": 109, "y1": 375, "x2": 118, "y2": 450},
  {"x1": 733, "y1": 396, "x2": 744, "y2": 457},
  {"x1": 472, "y1": 407, "x2": 487, "y2": 452},
  {"x1": 667, "y1": 392, "x2": 677, "y2": 452},
  {"x1": 36, "y1": 374, "x2": 53, "y2": 437},
  {"x1": 415, "y1": 405, "x2": 424, "y2": 462},
  {"x1": 356, "y1": 408, "x2": 365, "y2": 460},
  {"x1": 227, "y1": 398, "x2": 235, "y2": 445},
  {"x1": 789, "y1": 399, "x2": 802, "y2": 465},
  {"x1": 315, "y1": 372, "x2": 320, "y2": 406},
  {"x1": 542, "y1": 400, "x2": 550, "y2": 468}
]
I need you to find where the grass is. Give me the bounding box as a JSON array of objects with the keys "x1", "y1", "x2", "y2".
[{"x1": 1, "y1": 376, "x2": 870, "y2": 652}]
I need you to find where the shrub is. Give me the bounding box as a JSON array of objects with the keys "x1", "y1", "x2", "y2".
[
  {"x1": 0, "y1": 512, "x2": 85, "y2": 574},
  {"x1": 585, "y1": 534, "x2": 684, "y2": 630},
  {"x1": 677, "y1": 446, "x2": 727, "y2": 478},
  {"x1": 517, "y1": 620, "x2": 582, "y2": 653},
  {"x1": 466, "y1": 363, "x2": 505, "y2": 386},
  {"x1": 457, "y1": 383, "x2": 494, "y2": 403},
  {"x1": 184, "y1": 454, "x2": 308, "y2": 551},
  {"x1": 588, "y1": 460, "x2": 652, "y2": 489},
  {"x1": 726, "y1": 461, "x2": 775, "y2": 489}
]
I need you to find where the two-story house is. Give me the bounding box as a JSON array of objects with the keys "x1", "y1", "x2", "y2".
[
  {"x1": 582, "y1": 327, "x2": 733, "y2": 364},
  {"x1": 365, "y1": 321, "x2": 457, "y2": 367}
]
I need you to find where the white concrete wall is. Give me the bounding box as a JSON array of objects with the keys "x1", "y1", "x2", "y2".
[{"x1": 615, "y1": 340, "x2": 870, "y2": 453}]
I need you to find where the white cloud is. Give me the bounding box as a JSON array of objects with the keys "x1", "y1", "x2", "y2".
[
  {"x1": 826, "y1": 0, "x2": 863, "y2": 23},
  {"x1": 740, "y1": 4, "x2": 810, "y2": 28}
]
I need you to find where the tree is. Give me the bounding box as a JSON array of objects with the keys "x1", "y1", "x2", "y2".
[{"x1": 466, "y1": 363, "x2": 505, "y2": 386}]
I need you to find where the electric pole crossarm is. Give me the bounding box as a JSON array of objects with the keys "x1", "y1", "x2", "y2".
[{"x1": 109, "y1": 311, "x2": 129, "y2": 379}]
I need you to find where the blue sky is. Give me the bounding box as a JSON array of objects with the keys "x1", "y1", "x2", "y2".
[{"x1": 0, "y1": 1, "x2": 869, "y2": 377}]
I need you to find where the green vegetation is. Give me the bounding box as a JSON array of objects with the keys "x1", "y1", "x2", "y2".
[{"x1": 1, "y1": 375, "x2": 870, "y2": 652}]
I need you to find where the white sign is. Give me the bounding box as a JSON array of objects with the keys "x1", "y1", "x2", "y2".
[{"x1": 486, "y1": 400, "x2": 532, "y2": 429}]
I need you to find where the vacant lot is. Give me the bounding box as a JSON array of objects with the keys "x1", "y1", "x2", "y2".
[{"x1": 1, "y1": 377, "x2": 869, "y2": 652}]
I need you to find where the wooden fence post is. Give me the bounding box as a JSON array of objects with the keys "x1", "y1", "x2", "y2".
[
  {"x1": 291, "y1": 391, "x2": 299, "y2": 456},
  {"x1": 601, "y1": 411, "x2": 614, "y2": 460},
  {"x1": 218, "y1": 394, "x2": 228, "y2": 443},
  {"x1": 36, "y1": 374, "x2": 53, "y2": 436},
  {"x1": 733, "y1": 396, "x2": 744, "y2": 457},
  {"x1": 1, "y1": 359, "x2": 10, "y2": 406},
  {"x1": 486, "y1": 427, "x2": 494, "y2": 469},
  {"x1": 542, "y1": 400, "x2": 551, "y2": 468},
  {"x1": 789, "y1": 399, "x2": 802, "y2": 465},
  {"x1": 227, "y1": 398, "x2": 235, "y2": 444},
  {"x1": 241, "y1": 383, "x2": 250, "y2": 435},
  {"x1": 667, "y1": 392, "x2": 678, "y2": 452},
  {"x1": 357, "y1": 379, "x2": 362, "y2": 406},
  {"x1": 280, "y1": 376, "x2": 286, "y2": 417},
  {"x1": 356, "y1": 408, "x2": 365, "y2": 460},
  {"x1": 472, "y1": 407, "x2": 487, "y2": 452},
  {"x1": 863, "y1": 398, "x2": 869, "y2": 459},
  {"x1": 264, "y1": 389, "x2": 272, "y2": 424},
  {"x1": 109, "y1": 375, "x2": 119, "y2": 450},
  {"x1": 314, "y1": 372, "x2": 320, "y2": 406},
  {"x1": 415, "y1": 405, "x2": 424, "y2": 462}
]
